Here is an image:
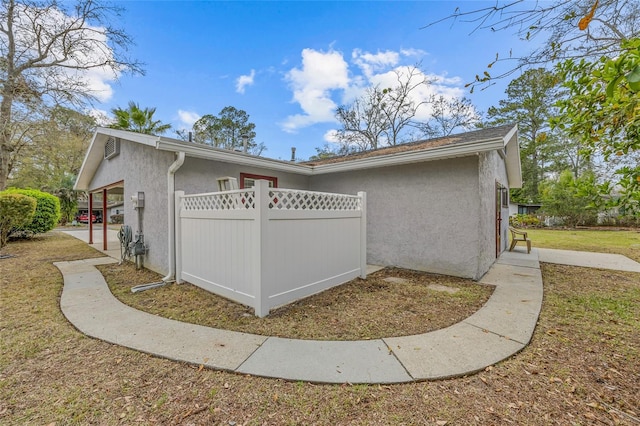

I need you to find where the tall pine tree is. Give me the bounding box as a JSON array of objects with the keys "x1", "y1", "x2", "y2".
[{"x1": 486, "y1": 69, "x2": 563, "y2": 203}]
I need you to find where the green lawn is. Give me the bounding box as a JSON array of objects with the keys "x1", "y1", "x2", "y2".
[{"x1": 522, "y1": 228, "x2": 640, "y2": 262}]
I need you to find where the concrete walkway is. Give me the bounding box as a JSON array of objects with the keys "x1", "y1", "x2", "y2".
[
  {"x1": 54, "y1": 247, "x2": 545, "y2": 384},
  {"x1": 59, "y1": 228, "x2": 121, "y2": 259},
  {"x1": 537, "y1": 248, "x2": 640, "y2": 272}
]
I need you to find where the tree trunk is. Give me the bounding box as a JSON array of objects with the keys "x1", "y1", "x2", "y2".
[
  {"x1": 0, "y1": 149, "x2": 10, "y2": 191},
  {"x1": 0, "y1": 92, "x2": 14, "y2": 191},
  {"x1": 0, "y1": 0, "x2": 16, "y2": 191}
]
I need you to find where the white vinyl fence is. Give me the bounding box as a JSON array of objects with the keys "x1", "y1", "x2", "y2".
[{"x1": 176, "y1": 180, "x2": 366, "y2": 317}]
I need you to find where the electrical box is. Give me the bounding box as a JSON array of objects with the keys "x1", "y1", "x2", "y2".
[
  {"x1": 131, "y1": 240, "x2": 147, "y2": 255},
  {"x1": 131, "y1": 191, "x2": 145, "y2": 208}
]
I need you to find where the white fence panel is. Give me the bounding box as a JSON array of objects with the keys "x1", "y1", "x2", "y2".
[
  {"x1": 176, "y1": 181, "x2": 366, "y2": 317},
  {"x1": 177, "y1": 189, "x2": 258, "y2": 308},
  {"x1": 262, "y1": 214, "x2": 362, "y2": 311}
]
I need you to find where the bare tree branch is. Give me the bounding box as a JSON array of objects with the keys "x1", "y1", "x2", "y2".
[
  {"x1": 0, "y1": 0, "x2": 144, "y2": 189},
  {"x1": 424, "y1": 0, "x2": 639, "y2": 91}
]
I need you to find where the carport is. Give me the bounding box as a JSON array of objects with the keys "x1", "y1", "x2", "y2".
[{"x1": 86, "y1": 181, "x2": 124, "y2": 251}]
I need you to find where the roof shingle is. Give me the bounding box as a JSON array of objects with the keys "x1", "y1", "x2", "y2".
[{"x1": 304, "y1": 124, "x2": 516, "y2": 166}]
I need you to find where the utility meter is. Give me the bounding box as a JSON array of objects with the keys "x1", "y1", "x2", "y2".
[{"x1": 131, "y1": 191, "x2": 145, "y2": 208}]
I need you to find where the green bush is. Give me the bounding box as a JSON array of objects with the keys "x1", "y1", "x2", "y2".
[
  {"x1": 539, "y1": 170, "x2": 600, "y2": 228},
  {"x1": 0, "y1": 193, "x2": 37, "y2": 248},
  {"x1": 509, "y1": 214, "x2": 541, "y2": 227},
  {"x1": 110, "y1": 213, "x2": 124, "y2": 224},
  {"x1": 2, "y1": 188, "x2": 61, "y2": 234}
]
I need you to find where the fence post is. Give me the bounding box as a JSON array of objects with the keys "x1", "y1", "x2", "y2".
[
  {"x1": 358, "y1": 191, "x2": 367, "y2": 279},
  {"x1": 252, "y1": 180, "x2": 271, "y2": 317},
  {"x1": 174, "y1": 191, "x2": 184, "y2": 283}
]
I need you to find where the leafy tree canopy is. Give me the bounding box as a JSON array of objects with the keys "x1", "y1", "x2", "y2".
[
  {"x1": 539, "y1": 170, "x2": 601, "y2": 227},
  {"x1": 9, "y1": 106, "x2": 95, "y2": 190},
  {"x1": 553, "y1": 38, "x2": 640, "y2": 214},
  {"x1": 485, "y1": 68, "x2": 570, "y2": 203},
  {"x1": 191, "y1": 106, "x2": 265, "y2": 156}
]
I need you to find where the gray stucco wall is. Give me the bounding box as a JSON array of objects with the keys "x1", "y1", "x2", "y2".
[
  {"x1": 308, "y1": 157, "x2": 484, "y2": 279},
  {"x1": 87, "y1": 139, "x2": 511, "y2": 281},
  {"x1": 89, "y1": 146, "x2": 311, "y2": 276},
  {"x1": 174, "y1": 157, "x2": 309, "y2": 194},
  {"x1": 477, "y1": 151, "x2": 510, "y2": 278},
  {"x1": 90, "y1": 140, "x2": 175, "y2": 275}
]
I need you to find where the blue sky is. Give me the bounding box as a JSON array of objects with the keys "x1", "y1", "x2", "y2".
[{"x1": 93, "y1": 1, "x2": 536, "y2": 161}]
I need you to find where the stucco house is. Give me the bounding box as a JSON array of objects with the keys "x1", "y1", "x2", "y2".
[{"x1": 75, "y1": 124, "x2": 521, "y2": 289}]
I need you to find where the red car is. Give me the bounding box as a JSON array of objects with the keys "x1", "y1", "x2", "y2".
[{"x1": 78, "y1": 213, "x2": 98, "y2": 223}]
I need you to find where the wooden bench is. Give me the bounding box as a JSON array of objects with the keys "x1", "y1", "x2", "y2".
[{"x1": 509, "y1": 227, "x2": 531, "y2": 253}]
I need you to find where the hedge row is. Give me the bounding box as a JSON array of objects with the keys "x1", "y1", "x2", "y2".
[
  {"x1": 0, "y1": 188, "x2": 60, "y2": 247},
  {"x1": 0, "y1": 193, "x2": 37, "y2": 248}
]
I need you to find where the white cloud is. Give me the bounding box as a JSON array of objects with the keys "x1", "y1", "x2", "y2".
[
  {"x1": 282, "y1": 48, "x2": 349, "y2": 133},
  {"x1": 323, "y1": 129, "x2": 341, "y2": 144},
  {"x1": 352, "y1": 49, "x2": 400, "y2": 79},
  {"x1": 400, "y1": 48, "x2": 427, "y2": 58},
  {"x1": 366, "y1": 66, "x2": 468, "y2": 121},
  {"x1": 282, "y1": 46, "x2": 471, "y2": 134},
  {"x1": 236, "y1": 69, "x2": 256, "y2": 94},
  {"x1": 82, "y1": 69, "x2": 115, "y2": 102},
  {"x1": 177, "y1": 110, "x2": 200, "y2": 127}
]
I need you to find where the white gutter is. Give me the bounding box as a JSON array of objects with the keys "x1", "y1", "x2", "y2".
[{"x1": 162, "y1": 151, "x2": 186, "y2": 283}]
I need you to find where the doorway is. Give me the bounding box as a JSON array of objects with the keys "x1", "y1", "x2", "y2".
[{"x1": 495, "y1": 182, "x2": 507, "y2": 258}]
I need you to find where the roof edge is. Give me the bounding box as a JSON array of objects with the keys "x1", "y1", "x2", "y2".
[
  {"x1": 311, "y1": 135, "x2": 508, "y2": 175},
  {"x1": 75, "y1": 125, "x2": 521, "y2": 190},
  {"x1": 155, "y1": 139, "x2": 313, "y2": 175}
]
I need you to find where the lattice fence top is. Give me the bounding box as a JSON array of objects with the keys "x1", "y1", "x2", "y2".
[
  {"x1": 181, "y1": 188, "x2": 362, "y2": 211},
  {"x1": 268, "y1": 189, "x2": 362, "y2": 211},
  {"x1": 182, "y1": 190, "x2": 256, "y2": 211}
]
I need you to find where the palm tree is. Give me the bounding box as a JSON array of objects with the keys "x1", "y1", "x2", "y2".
[
  {"x1": 110, "y1": 101, "x2": 171, "y2": 135},
  {"x1": 46, "y1": 174, "x2": 79, "y2": 225}
]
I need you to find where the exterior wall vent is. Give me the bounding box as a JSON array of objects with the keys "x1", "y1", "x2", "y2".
[
  {"x1": 104, "y1": 137, "x2": 120, "y2": 160},
  {"x1": 217, "y1": 177, "x2": 239, "y2": 191}
]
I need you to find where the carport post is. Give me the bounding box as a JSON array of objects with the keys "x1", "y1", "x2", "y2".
[
  {"x1": 102, "y1": 188, "x2": 108, "y2": 250},
  {"x1": 88, "y1": 192, "x2": 93, "y2": 244}
]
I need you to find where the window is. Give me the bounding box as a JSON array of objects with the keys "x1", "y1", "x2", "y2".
[
  {"x1": 501, "y1": 187, "x2": 509, "y2": 207},
  {"x1": 240, "y1": 173, "x2": 278, "y2": 189},
  {"x1": 496, "y1": 181, "x2": 508, "y2": 208}
]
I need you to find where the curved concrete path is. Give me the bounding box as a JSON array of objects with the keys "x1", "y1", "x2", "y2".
[{"x1": 54, "y1": 247, "x2": 545, "y2": 384}]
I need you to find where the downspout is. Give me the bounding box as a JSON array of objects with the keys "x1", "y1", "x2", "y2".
[{"x1": 162, "y1": 151, "x2": 185, "y2": 283}]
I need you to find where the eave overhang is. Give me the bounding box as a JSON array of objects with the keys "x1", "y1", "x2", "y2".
[
  {"x1": 502, "y1": 125, "x2": 522, "y2": 188},
  {"x1": 74, "y1": 128, "x2": 161, "y2": 191},
  {"x1": 155, "y1": 138, "x2": 312, "y2": 175}
]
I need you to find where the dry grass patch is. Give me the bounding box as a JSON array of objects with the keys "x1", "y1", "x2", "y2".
[
  {"x1": 101, "y1": 263, "x2": 493, "y2": 340},
  {"x1": 2, "y1": 231, "x2": 639, "y2": 425}
]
